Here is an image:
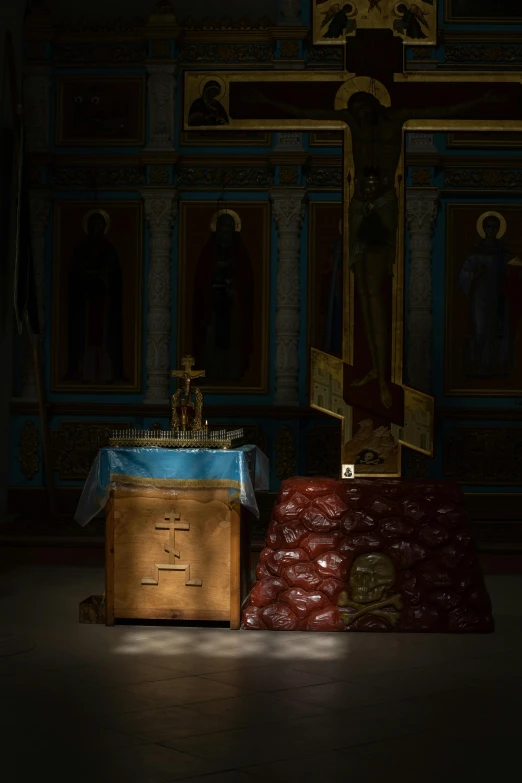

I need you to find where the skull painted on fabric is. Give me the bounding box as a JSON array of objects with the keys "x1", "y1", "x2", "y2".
[{"x1": 349, "y1": 553, "x2": 396, "y2": 604}]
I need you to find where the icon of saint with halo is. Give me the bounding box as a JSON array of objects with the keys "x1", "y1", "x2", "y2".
[{"x1": 192, "y1": 209, "x2": 254, "y2": 385}]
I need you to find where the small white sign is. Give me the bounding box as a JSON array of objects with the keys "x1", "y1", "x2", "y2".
[{"x1": 342, "y1": 464, "x2": 355, "y2": 479}]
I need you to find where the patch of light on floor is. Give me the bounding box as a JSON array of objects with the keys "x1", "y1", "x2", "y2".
[{"x1": 108, "y1": 628, "x2": 388, "y2": 660}]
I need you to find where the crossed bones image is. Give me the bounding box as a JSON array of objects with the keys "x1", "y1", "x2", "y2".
[{"x1": 339, "y1": 592, "x2": 404, "y2": 627}]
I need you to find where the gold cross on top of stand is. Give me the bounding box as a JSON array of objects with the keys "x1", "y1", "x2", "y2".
[{"x1": 171, "y1": 356, "x2": 205, "y2": 397}]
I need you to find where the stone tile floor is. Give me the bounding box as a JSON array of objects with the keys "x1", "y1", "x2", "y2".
[{"x1": 1, "y1": 565, "x2": 521, "y2": 782}]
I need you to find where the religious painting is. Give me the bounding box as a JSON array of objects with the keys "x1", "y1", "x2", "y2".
[
  {"x1": 181, "y1": 130, "x2": 271, "y2": 147},
  {"x1": 447, "y1": 132, "x2": 522, "y2": 150},
  {"x1": 186, "y1": 76, "x2": 230, "y2": 128},
  {"x1": 308, "y1": 202, "x2": 344, "y2": 359},
  {"x1": 52, "y1": 201, "x2": 143, "y2": 393},
  {"x1": 445, "y1": 203, "x2": 522, "y2": 396},
  {"x1": 178, "y1": 201, "x2": 269, "y2": 394},
  {"x1": 312, "y1": 0, "x2": 437, "y2": 46},
  {"x1": 445, "y1": 0, "x2": 522, "y2": 22},
  {"x1": 56, "y1": 76, "x2": 145, "y2": 146}
]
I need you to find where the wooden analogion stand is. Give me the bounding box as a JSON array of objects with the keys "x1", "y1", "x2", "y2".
[
  {"x1": 76, "y1": 358, "x2": 264, "y2": 629},
  {"x1": 104, "y1": 482, "x2": 250, "y2": 629}
]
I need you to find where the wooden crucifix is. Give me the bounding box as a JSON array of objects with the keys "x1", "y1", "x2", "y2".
[{"x1": 183, "y1": 32, "x2": 522, "y2": 475}]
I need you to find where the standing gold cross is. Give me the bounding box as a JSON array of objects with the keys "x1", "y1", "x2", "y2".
[{"x1": 171, "y1": 355, "x2": 205, "y2": 397}]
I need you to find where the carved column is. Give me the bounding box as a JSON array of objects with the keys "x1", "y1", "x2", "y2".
[
  {"x1": 270, "y1": 188, "x2": 306, "y2": 406},
  {"x1": 142, "y1": 190, "x2": 177, "y2": 403},
  {"x1": 405, "y1": 188, "x2": 440, "y2": 394},
  {"x1": 146, "y1": 65, "x2": 176, "y2": 151},
  {"x1": 20, "y1": 190, "x2": 51, "y2": 399},
  {"x1": 22, "y1": 66, "x2": 52, "y2": 152}
]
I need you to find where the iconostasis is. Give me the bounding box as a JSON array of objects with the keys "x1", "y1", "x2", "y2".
[{"x1": 10, "y1": 0, "x2": 522, "y2": 529}]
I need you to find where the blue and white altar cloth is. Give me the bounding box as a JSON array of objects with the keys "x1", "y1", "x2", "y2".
[{"x1": 75, "y1": 445, "x2": 269, "y2": 527}]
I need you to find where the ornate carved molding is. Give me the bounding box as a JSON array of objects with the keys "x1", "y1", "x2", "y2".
[
  {"x1": 179, "y1": 42, "x2": 273, "y2": 63},
  {"x1": 405, "y1": 188, "x2": 439, "y2": 394},
  {"x1": 444, "y1": 169, "x2": 522, "y2": 190},
  {"x1": 20, "y1": 421, "x2": 39, "y2": 481},
  {"x1": 51, "y1": 167, "x2": 146, "y2": 187},
  {"x1": 180, "y1": 16, "x2": 275, "y2": 30},
  {"x1": 270, "y1": 188, "x2": 306, "y2": 406},
  {"x1": 56, "y1": 17, "x2": 145, "y2": 35},
  {"x1": 306, "y1": 168, "x2": 343, "y2": 188},
  {"x1": 52, "y1": 422, "x2": 129, "y2": 479},
  {"x1": 147, "y1": 65, "x2": 176, "y2": 151},
  {"x1": 410, "y1": 47, "x2": 435, "y2": 60},
  {"x1": 443, "y1": 156, "x2": 522, "y2": 168},
  {"x1": 54, "y1": 42, "x2": 147, "y2": 64},
  {"x1": 279, "y1": 40, "x2": 300, "y2": 58},
  {"x1": 49, "y1": 12, "x2": 281, "y2": 48},
  {"x1": 445, "y1": 44, "x2": 522, "y2": 65},
  {"x1": 31, "y1": 153, "x2": 179, "y2": 167},
  {"x1": 441, "y1": 30, "x2": 522, "y2": 45},
  {"x1": 275, "y1": 425, "x2": 297, "y2": 480},
  {"x1": 177, "y1": 166, "x2": 274, "y2": 188},
  {"x1": 306, "y1": 45, "x2": 343, "y2": 64},
  {"x1": 150, "y1": 165, "x2": 170, "y2": 185},
  {"x1": 444, "y1": 427, "x2": 522, "y2": 486},
  {"x1": 279, "y1": 166, "x2": 299, "y2": 184},
  {"x1": 142, "y1": 189, "x2": 178, "y2": 403},
  {"x1": 411, "y1": 167, "x2": 432, "y2": 186}
]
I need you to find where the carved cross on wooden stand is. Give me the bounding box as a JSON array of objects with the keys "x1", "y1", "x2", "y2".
[
  {"x1": 158, "y1": 508, "x2": 188, "y2": 561},
  {"x1": 141, "y1": 508, "x2": 202, "y2": 587}
]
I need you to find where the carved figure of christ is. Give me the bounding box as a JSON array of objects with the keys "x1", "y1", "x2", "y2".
[
  {"x1": 243, "y1": 82, "x2": 506, "y2": 413},
  {"x1": 171, "y1": 356, "x2": 205, "y2": 399}
]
